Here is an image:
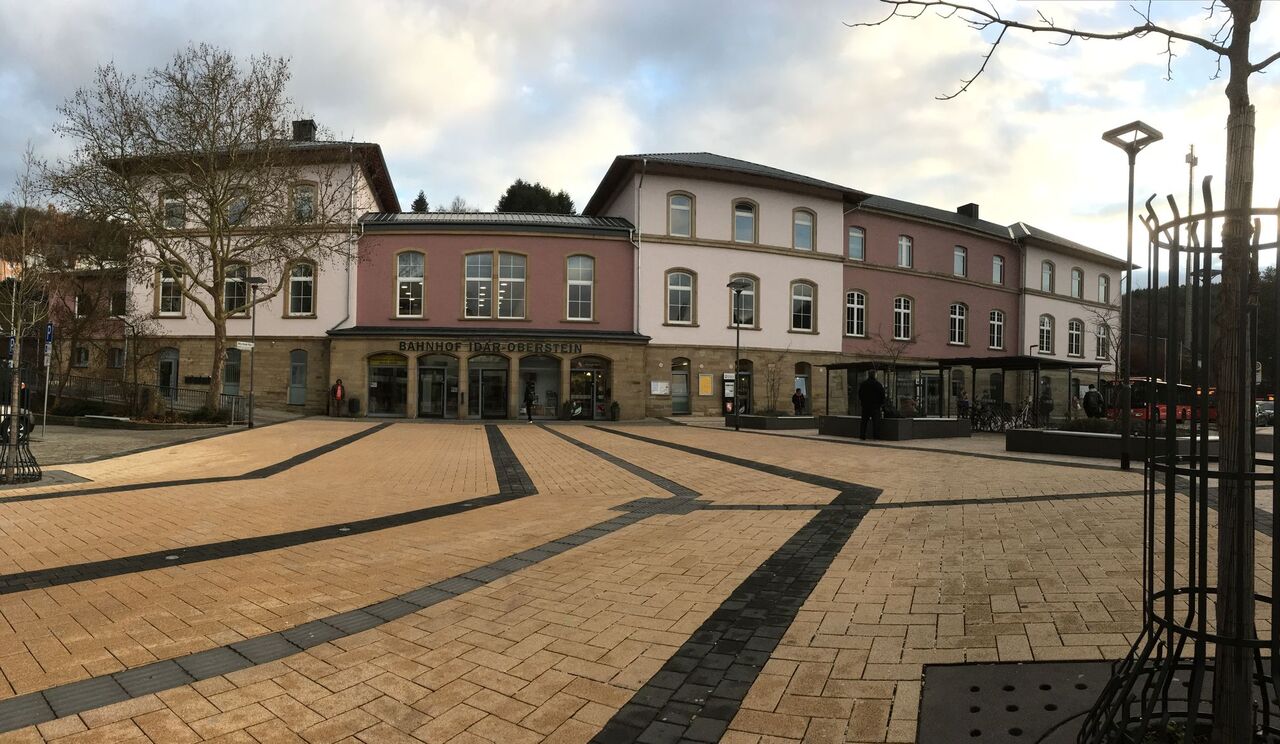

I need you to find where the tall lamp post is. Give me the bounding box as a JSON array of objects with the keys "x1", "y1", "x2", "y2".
[
  {"x1": 246, "y1": 276, "x2": 267, "y2": 428},
  {"x1": 1103, "y1": 121, "x2": 1163, "y2": 471},
  {"x1": 728, "y1": 279, "x2": 751, "y2": 432}
]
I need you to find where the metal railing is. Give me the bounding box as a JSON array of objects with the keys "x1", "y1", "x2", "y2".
[{"x1": 28, "y1": 373, "x2": 247, "y2": 424}]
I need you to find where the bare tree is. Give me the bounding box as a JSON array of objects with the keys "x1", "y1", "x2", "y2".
[
  {"x1": 47, "y1": 44, "x2": 363, "y2": 408},
  {"x1": 855, "y1": 2, "x2": 1277, "y2": 738},
  {"x1": 435, "y1": 195, "x2": 480, "y2": 213},
  {"x1": 0, "y1": 151, "x2": 52, "y2": 479},
  {"x1": 760, "y1": 348, "x2": 790, "y2": 413}
]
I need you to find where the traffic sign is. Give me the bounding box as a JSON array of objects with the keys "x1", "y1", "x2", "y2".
[
  {"x1": 45, "y1": 322, "x2": 53, "y2": 344},
  {"x1": 235, "y1": 341, "x2": 255, "y2": 351}
]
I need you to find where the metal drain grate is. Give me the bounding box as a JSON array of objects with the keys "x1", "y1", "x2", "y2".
[{"x1": 918, "y1": 661, "x2": 1114, "y2": 743}]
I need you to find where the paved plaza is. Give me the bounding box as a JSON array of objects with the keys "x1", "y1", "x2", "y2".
[{"x1": 0, "y1": 419, "x2": 1170, "y2": 742}]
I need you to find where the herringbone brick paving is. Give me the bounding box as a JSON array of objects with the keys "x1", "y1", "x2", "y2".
[{"x1": 0, "y1": 419, "x2": 1199, "y2": 743}]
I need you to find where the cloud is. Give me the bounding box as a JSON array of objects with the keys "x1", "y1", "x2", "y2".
[{"x1": 1, "y1": 0, "x2": 1277, "y2": 262}]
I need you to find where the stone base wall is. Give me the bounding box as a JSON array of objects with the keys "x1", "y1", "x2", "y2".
[
  {"x1": 140, "y1": 336, "x2": 331, "y2": 413},
  {"x1": 643, "y1": 344, "x2": 850, "y2": 418}
]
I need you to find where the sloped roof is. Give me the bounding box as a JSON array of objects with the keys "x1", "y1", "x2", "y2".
[
  {"x1": 583, "y1": 152, "x2": 867, "y2": 214},
  {"x1": 360, "y1": 211, "x2": 633, "y2": 236},
  {"x1": 1010, "y1": 222, "x2": 1128, "y2": 267},
  {"x1": 856, "y1": 195, "x2": 1012, "y2": 240}
]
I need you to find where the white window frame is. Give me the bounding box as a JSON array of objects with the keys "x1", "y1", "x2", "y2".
[
  {"x1": 669, "y1": 193, "x2": 693, "y2": 238},
  {"x1": 992, "y1": 255, "x2": 1005, "y2": 285},
  {"x1": 897, "y1": 236, "x2": 913, "y2": 268},
  {"x1": 397, "y1": 252, "x2": 425, "y2": 318},
  {"x1": 989, "y1": 310, "x2": 1004, "y2": 350},
  {"x1": 1038, "y1": 315, "x2": 1054, "y2": 354},
  {"x1": 793, "y1": 210, "x2": 815, "y2": 251},
  {"x1": 288, "y1": 262, "x2": 315, "y2": 317},
  {"x1": 949, "y1": 303, "x2": 967, "y2": 345},
  {"x1": 845, "y1": 291, "x2": 865, "y2": 337},
  {"x1": 224, "y1": 264, "x2": 249, "y2": 316},
  {"x1": 158, "y1": 268, "x2": 183, "y2": 316},
  {"x1": 847, "y1": 227, "x2": 865, "y2": 261},
  {"x1": 893, "y1": 296, "x2": 912, "y2": 340},
  {"x1": 1041, "y1": 261, "x2": 1055, "y2": 293},
  {"x1": 953, "y1": 246, "x2": 967, "y2": 277},
  {"x1": 497, "y1": 253, "x2": 526, "y2": 319},
  {"x1": 1070, "y1": 268, "x2": 1084, "y2": 299},
  {"x1": 566, "y1": 255, "x2": 595, "y2": 320},
  {"x1": 1067, "y1": 319, "x2": 1084, "y2": 357},
  {"x1": 464, "y1": 253, "x2": 493, "y2": 319},
  {"x1": 730, "y1": 275, "x2": 756, "y2": 328},
  {"x1": 1096, "y1": 324, "x2": 1111, "y2": 360},
  {"x1": 1099, "y1": 275, "x2": 1111, "y2": 303},
  {"x1": 790, "y1": 281, "x2": 814, "y2": 332},
  {"x1": 666, "y1": 271, "x2": 694, "y2": 325},
  {"x1": 733, "y1": 201, "x2": 756, "y2": 244},
  {"x1": 293, "y1": 183, "x2": 317, "y2": 223}
]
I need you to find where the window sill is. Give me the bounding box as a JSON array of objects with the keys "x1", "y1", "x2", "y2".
[
  {"x1": 457, "y1": 317, "x2": 532, "y2": 322},
  {"x1": 156, "y1": 313, "x2": 186, "y2": 320},
  {"x1": 664, "y1": 322, "x2": 699, "y2": 328},
  {"x1": 892, "y1": 337, "x2": 913, "y2": 343},
  {"x1": 284, "y1": 314, "x2": 318, "y2": 320},
  {"x1": 390, "y1": 316, "x2": 427, "y2": 321},
  {"x1": 727, "y1": 325, "x2": 761, "y2": 331},
  {"x1": 563, "y1": 318, "x2": 598, "y2": 324},
  {"x1": 787, "y1": 329, "x2": 818, "y2": 335},
  {"x1": 844, "y1": 333, "x2": 867, "y2": 339},
  {"x1": 989, "y1": 346, "x2": 1005, "y2": 351},
  {"x1": 947, "y1": 342, "x2": 969, "y2": 347}
]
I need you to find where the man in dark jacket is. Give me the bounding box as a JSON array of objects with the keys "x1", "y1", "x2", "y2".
[
  {"x1": 1083, "y1": 384, "x2": 1104, "y2": 418},
  {"x1": 858, "y1": 371, "x2": 886, "y2": 440}
]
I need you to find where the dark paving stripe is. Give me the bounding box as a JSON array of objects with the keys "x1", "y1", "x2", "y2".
[
  {"x1": 540, "y1": 425, "x2": 700, "y2": 498},
  {"x1": 700, "y1": 489, "x2": 1146, "y2": 512},
  {"x1": 0, "y1": 423, "x2": 393, "y2": 505},
  {"x1": 590, "y1": 486, "x2": 879, "y2": 743},
  {"x1": 0, "y1": 427, "x2": 709, "y2": 734},
  {"x1": 0, "y1": 425, "x2": 531, "y2": 596},
  {"x1": 588, "y1": 425, "x2": 868, "y2": 496}
]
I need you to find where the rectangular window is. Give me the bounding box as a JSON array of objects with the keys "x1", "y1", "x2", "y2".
[
  {"x1": 108, "y1": 348, "x2": 125, "y2": 369},
  {"x1": 397, "y1": 253, "x2": 424, "y2": 317},
  {"x1": 733, "y1": 203, "x2": 755, "y2": 243},
  {"x1": 1041, "y1": 263, "x2": 1054, "y2": 292},
  {"x1": 1096, "y1": 325, "x2": 1111, "y2": 360},
  {"x1": 163, "y1": 194, "x2": 184, "y2": 229},
  {"x1": 465, "y1": 253, "x2": 493, "y2": 318},
  {"x1": 893, "y1": 297, "x2": 912, "y2": 340},
  {"x1": 110, "y1": 291, "x2": 127, "y2": 317},
  {"x1": 289, "y1": 263, "x2": 315, "y2": 316},
  {"x1": 953, "y1": 246, "x2": 967, "y2": 277},
  {"x1": 1068, "y1": 321, "x2": 1083, "y2": 356},
  {"x1": 158, "y1": 268, "x2": 183, "y2": 316},
  {"x1": 989, "y1": 311, "x2": 1004, "y2": 350},
  {"x1": 72, "y1": 346, "x2": 89, "y2": 368},
  {"x1": 790, "y1": 283, "x2": 813, "y2": 331},
  {"x1": 74, "y1": 293, "x2": 90, "y2": 318},
  {"x1": 897, "y1": 236, "x2": 912, "y2": 268},
  {"x1": 498, "y1": 253, "x2": 526, "y2": 319},
  {"x1": 949, "y1": 304, "x2": 967, "y2": 345},
  {"x1": 667, "y1": 272, "x2": 693, "y2": 324},
  {"x1": 224, "y1": 265, "x2": 248, "y2": 315},
  {"x1": 1071, "y1": 269, "x2": 1083, "y2": 299},
  {"x1": 1039, "y1": 316, "x2": 1054, "y2": 354},
  {"x1": 567, "y1": 256, "x2": 594, "y2": 320},
  {"x1": 731, "y1": 279, "x2": 755, "y2": 327},
  {"x1": 992, "y1": 256, "x2": 1005, "y2": 285},
  {"x1": 1099, "y1": 275, "x2": 1110, "y2": 303},
  {"x1": 669, "y1": 194, "x2": 692, "y2": 237},
  {"x1": 845, "y1": 292, "x2": 865, "y2": 337},
  {"x1": 228, "y1": 190, "x2": 249, "y2": 226},
  {"x1": 847, "y1": 227, "x2": 865, "y2": 261},
  {"x1": 793, "y1": 211, "x2": 814, "y2": 250},
  {"x1": 293, "y1": 184, "x2": 316, "y2": 223}
]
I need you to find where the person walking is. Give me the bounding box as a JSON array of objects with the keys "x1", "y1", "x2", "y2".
[
  {"x1": 1083, "y1": 384, "x2": 1104, "y2": 419},
  {"x1": 791, "y1": 388, "x2": 806, "y2": 415},
  {"x1": 524, "y1": 380, "x2": 537, "y2": 423},
  {"x1": 858, "y1": 371, "x2": 886, "y2": 440}
]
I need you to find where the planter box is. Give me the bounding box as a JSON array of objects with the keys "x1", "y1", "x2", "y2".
[
  {"x1": 76, "y1": 416, "x2": 226, "y2": 431},
  {"x1": 1005, "y1": 429, "x2": 1220, "y2": 459},
  {"x1": 817, "y1": 416, "x2": 971, "y2": 440},
  {"x1": 724, "y1": 414, "x2": 817, "y2": 430}
]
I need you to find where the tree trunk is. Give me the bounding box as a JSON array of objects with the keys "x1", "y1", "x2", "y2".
[
  {"x1": 1211, "y1": 5, "x2": 1258, "y2": 741},
  {"x1": 208, "y1": 317, "x2": 226, "y2": 411}
]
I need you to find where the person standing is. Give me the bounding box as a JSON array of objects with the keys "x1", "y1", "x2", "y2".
[
  {"x1": 858, "y1": 371, "x2": 886, "y2": 440},
  {"x1": 524, "y1": 379, "x2": 537, "y2": 423},
  {"x1": 791, "y1": 388, "x2": 806, "y2": 415},
  {"x1": 329, "y1": 378, "x2": 345, "y2": 417},
  {"x1": 1083, "y1": 384, "x2": 1104, "y2": 419}
]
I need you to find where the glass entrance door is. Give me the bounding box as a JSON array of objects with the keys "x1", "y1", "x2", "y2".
[
  {"x1": 418, "y1": 369, "x2": 449, "y2": 417},
  {"x1": 469, "y1": 370, "x2": 507, "y2": 418},
  {"x1": 671, "y1": 358, "x2": 690, "y2": 415}
]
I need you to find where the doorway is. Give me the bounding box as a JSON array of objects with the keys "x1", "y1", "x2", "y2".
[
  {"x1": 518, "y1": 355, "x2": 560, "y2": 419},
  {"x1": 418, "y1": 354, "x2": 458, "y2": 418},
  {"x1": 793, "y1": 362, "x2": 811, "y2": 414},
  {"x1": 468, "y1": 355, "x2": 508, "y2": 418},
  {"x1": 157, "y1": 348, "x2": 179, "y2": 401},
  {"x1": 367, "y1": 353, "x2": 408, "y2": 416},
  {"x1": 570, "y1": 356, "x2": 612, "y2": 420},
  {"x1": 288, "y1": 350, "x2": 307, "y2": 405},
  {"x1": 223, "y1": 348, "x2": 241, "y2": 396},
  {"x1": 671, "y1": 357, "x2": 691, "y2": 415}
]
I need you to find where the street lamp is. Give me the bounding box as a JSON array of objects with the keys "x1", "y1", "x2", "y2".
[
  {"x1": 246, "y1": 275, "x2": 268, "y2": 428},
  {"x1": 1103, "y1": 120, "x2": 1163, "y2": 470},
  {"x1": 727, "y1": 279, "x2": 752, "y2": 432}
]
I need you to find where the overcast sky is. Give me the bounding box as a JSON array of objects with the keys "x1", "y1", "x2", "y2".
[{"x1": 2, "y1": 0, "x2": 1278, "y2": 261}]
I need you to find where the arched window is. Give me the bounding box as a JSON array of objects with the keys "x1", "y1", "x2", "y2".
[
  {"x1": 992, "y1": 255, "x2": 1005, "y2": 284},
  {"x1": 288, "y1": 262, "x2": 315, "y2": 316},
  {"x1": 668, "y1": 193, "x2": 693, "y2": 237},
  {"x1": 1038, "y1": 314, "x2": 1054, "y2": 354},
  {"x1": 949, "y1": 303, "x2": 967, "y2": 345},
  {"x1": 793, "y1": 209, "x2": 815, "y2": 250},
  {"x1": 666, "y1": 270, "x2": 695, "y2": 324},
  {"x1": 790, "y1": 281, "x2": 815, "y2": 331},
  {"x1": 397, "y1": 251, "x2": 425, "y2": 317},
  {"x1": 953, "y1": 246, "x2": 968, "y2": 277},
  {"x1": 733, "y1": 201, "x2": 756, "y2": 243},
  {"x1": 1041, "y1": 261, "x2": 1055, "y2": 292},
  {"x1": 566, "y1": 255, "x2": 595, "y2": 320},
  {"x1": 898, "y1": 236, "x2": 913, "y2": 268},
  {"x1": 1067, "y1": 319, "x2": 1084, "y2": 356},
  {"x1": 989, "y1": 310, "x2": 1005, "y2": 350},
  {"x1": 893, "y1": 297, "x2": 912, "y2": 340},
  {"x1": 847, "y1": 226, "x2": 865, "y2": 261},
  {"x1": 845, "y1": 291, "x2": 865, "y2": 337},
  {"x1": 729, "y1": 274, "x2": 756, "y2": 327},
  {"x1": 1098, "y1": 275, "x2": 1111, "y2": 303},
  {"x1": 224, "y1": 263, "x2": 248, "y2": 315},
  {"x1": 1070, "y1": 268, "x2": 1084, "y2": 299},
  {"x1": 1096, "y1": 323, "x2": 1111, "y2": 360}
]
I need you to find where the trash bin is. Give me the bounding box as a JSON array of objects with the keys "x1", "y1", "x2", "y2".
[{"x1": 347, "y1": 397, "x2": 360, "y2": 416}]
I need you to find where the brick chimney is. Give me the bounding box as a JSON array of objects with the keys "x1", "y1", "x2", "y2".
[
  {"x1": 957, "y1": 203, "x2": 979, "y2": 220},
  {"x1": 292, "y1": 119, "x2": 317, "y2": 142}
]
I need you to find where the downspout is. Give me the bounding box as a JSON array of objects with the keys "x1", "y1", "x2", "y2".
[
  {"x1": 632, "y1": 159, "x2": 647, "y2": 337},
  {"x1": 328, "y1": 144, "x2": 358, "y2": 333}
]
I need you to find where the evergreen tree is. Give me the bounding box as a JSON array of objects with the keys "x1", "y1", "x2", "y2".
[
  {"x1": 495, "y1": 179, "x2": 575, "y2": 214},
  {"x1": 410, "y1": 191, "x2": 428, "y2": 213}
]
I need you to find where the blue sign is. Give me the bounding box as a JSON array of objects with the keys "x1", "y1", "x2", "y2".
[
  {"x1": 45, "y1": 322, "x2": 53, "y2": 343},
  {"x1": 6, "y1": 336, "x2": 13, "y2": 359}
]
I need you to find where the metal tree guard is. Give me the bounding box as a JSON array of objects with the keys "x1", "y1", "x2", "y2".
[{"x1": 1078, "y1": 178, "x2": 1280, "y2": 742}]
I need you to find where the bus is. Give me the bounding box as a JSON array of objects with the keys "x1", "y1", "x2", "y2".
[{"x1": 1101, "y1": 378, "x2": 1216, "y2": 422}]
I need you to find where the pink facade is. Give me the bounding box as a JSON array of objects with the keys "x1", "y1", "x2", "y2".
[
  {"x1": 356, "y1": 232, "x2": 635, "y2": 332},
  {"x1": 843, "y1": 209, "x2": 1022, "y2": 359}
]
